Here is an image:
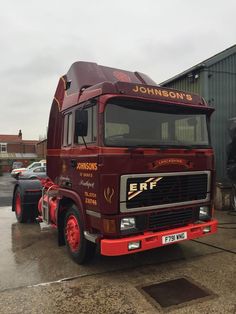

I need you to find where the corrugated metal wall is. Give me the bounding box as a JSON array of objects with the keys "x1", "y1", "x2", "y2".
[
  {"x1": 208, "y1": 54, "x2": 236, "y2": 180},
  {"x1": 163, "y1": 53, "x2": 236, "y2": 181},
  {"x1": 165, "y1": 72, "x2": 202, "y2": 95}
]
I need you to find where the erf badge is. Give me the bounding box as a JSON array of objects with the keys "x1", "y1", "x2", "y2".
[{"x1": 128, "y1": 177, "x2": 163, "y2": 200}]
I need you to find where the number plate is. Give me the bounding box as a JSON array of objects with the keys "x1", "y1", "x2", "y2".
[{"x1": 162, "y1": 232, "x2": 187, "y2": 244}]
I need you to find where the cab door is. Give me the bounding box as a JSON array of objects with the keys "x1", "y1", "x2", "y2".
[{"x1": 72, "y1": 102, "x2": 99, "y2": 212}]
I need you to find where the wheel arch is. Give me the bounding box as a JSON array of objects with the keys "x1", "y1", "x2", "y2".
[
  {"x1": 12, "y1": 179, "x2": 42, "y2": 223},
  {"x1": 12, "y1": 179, "x2": 42, "y2": 212}
]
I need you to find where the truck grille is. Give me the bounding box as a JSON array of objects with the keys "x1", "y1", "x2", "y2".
[
  {"x1": 120, "y1": 171, "x2": 210, "y2": 212},
  {"x1": 148, "y1": 207, "x2": 197, "y2": 231}
]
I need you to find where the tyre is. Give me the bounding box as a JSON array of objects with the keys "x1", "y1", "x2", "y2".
[
  {"x1": 13, "y1": 186, "x2": 30, "y2": 223},
  {"x1": 64, "y1": 205, "x2": 96, "y2": 264}
]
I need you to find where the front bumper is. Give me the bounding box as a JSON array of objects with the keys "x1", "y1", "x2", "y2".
[{"x1": 100, "y1": 219, "x2": 218, "y2": 256}]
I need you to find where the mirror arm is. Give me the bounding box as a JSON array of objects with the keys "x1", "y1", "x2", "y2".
[{"x1": 81, "y1": 135, "x2": 88, "y2": 149}]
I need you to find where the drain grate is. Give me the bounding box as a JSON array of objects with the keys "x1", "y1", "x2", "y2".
[{"x1": 140, "y1": 277, "x2": 215, "y2": 310}]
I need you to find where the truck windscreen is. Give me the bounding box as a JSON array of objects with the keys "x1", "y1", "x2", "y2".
[{"x1": 104, "y1": 99, "x2": 210, "y2": 148}]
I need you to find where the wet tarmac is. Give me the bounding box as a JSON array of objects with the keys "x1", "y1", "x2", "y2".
[
  {"x1": 0, "y1": 174, "x2": 236, "y2": 313},
  {"x1": 1, "y1": 205, "x2": 229, "y2": 292},
  {"x1": 0, "y1": 173, "x2": 14, "y2": 206}
]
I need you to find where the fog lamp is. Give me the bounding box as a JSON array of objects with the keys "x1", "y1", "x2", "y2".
[
  {"x1": 203, "y1": 226, "x2": 211, "y2": 233},
  {"x1": 128, "y1": 241, "x2": 141, "y2": 250},
  {"x1": 120, "y1": 217, "x2": 136, "y2": 231},
  {"x1": 199, "y1": 206, "x2": 210, "y2": 221}
]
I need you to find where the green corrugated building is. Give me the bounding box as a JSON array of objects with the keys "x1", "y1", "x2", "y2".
[{"x1": 161, "y1": 45, "x2": 236, "y2": 181}]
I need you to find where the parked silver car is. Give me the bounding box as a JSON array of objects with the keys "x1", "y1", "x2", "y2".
[
  {"x1": 11, "y1": 160, "x2": 46, "y2": 179},
  {"x1": 18, "y1": 166, "x2": 47, "y2": 180}
]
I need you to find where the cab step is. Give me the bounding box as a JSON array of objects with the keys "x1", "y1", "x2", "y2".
[{"x1": 39, "y1": 221, "x2": 53, "y2": 231}]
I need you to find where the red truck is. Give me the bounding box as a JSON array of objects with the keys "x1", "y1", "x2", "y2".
[{"x1": 12, "y1": 62, "x2": 218, "y2": 264}]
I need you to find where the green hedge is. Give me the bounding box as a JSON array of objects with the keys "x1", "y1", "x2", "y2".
[{"x1": 0, "y1": 164, "x2": 3, "y2": 176}]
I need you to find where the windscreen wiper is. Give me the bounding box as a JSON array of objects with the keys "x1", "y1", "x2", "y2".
[
  {"x1": 126, "y1": 144, "x2": 194, "y2": 151},
  {"x1": 158, "y1": 143, "x2": 193, "y2": 150},
  {"x1": 126, "y1": 144, "x2": 160, "y2": 152},
  {"x1": 126, "y1": 144, "x2": 171, "y2": 151}
]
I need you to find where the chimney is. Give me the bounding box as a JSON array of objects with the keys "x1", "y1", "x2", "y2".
[{"x1": 18, "y1": 130, "x2": 22, "y2": 139}]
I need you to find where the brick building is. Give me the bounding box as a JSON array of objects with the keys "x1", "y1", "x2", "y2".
[
  {"x1": 36, "y1": 138, "x2": 47, "y2": 160},
  {"x1": 0, "y1": 130, "x2": 39, "y2": 172}
]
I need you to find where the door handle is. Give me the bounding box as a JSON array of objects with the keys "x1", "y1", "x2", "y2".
[{"x1": 70, "y1": 159, "x2": 77, "y2": 168}]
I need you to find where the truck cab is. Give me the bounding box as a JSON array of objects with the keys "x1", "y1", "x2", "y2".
[{"x1": 13, "y1": 62, "x2": 218, "y2": 264}]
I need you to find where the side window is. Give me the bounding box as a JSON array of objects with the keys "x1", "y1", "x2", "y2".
[
  {"x1": 63, "y1": 115, "x2": 68, "y2": 146},
  {"x1": 34, "y1": 167, "x2": 45, "y2": 173},
  {"x1": 31, "y1": 163, "x2": 41, "y2": 168},
  {"x1": 67, "y1": 114, "x2": 73, "y2": 145},
  {"x1": 78, "y1": 105, "x2": 97, "y2": 144},
  {"x1": 33, "y1": 168, "x2": 41, "y2": 173},
  {"x1": 63, "y1": 113, "x2": 73, "y2": 146}
]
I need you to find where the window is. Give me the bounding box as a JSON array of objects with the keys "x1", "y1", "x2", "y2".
[
  {"x1": 104, "y1": 99, "x2": 209, "y2": 147},
  {"x1": 78, "y1": 105, "x2": 97, "y2": 144},
  {"x1": 0, "y1": 143, "x2": 7, "y2": 152},
  {"x1": 161, "y1": 122, "x2": 169, "y2": 140},
  {"x1": 174, "y1": 116, "x2": 208, "y2": 144},
  {"x1": 33, "y1": 167, "x2": 46, "y2": 173},
  {"x1": 67, "y1": 114, "x2": 73, "y2": 145},
  {"x1": 28, "y1": 162, "x2": 41, "y2": 169},
  {"x1": 105, "y1": 122, "x2": 129, "y2": 138},
  {"x1": 63, "y1": 113, "x2": 73, "y2": 146}
]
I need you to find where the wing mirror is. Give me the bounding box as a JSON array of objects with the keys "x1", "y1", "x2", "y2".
[{"x1": 75, "y1": 109, "x2": 88, "y2": 137}]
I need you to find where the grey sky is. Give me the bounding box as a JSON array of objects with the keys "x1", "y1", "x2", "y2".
[{"x1": 1, "y1": 0, "x2": 236, "y2": 140}]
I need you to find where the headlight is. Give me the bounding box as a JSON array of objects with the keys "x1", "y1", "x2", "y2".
[
  {"x1": 199, "y1": 206, "x2": 210, "y2": 221},
  {"x1": 120, "y1": 217, "x2": 136, "y2": 231}
]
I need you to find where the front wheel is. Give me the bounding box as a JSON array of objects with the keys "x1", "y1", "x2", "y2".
[{"x1": 64, "y1": 206, "x2": 96, "y2": 264}]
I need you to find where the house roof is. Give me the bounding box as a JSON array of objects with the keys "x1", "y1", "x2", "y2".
[
  {"x1": 161, "y1": 44, "x2": 236, "y2": 85},
  {"x1": 0, "y1": 134, "x2": 38, "y2": 144},
  {"x1": 0, "y1": 135, "x2": 22, "y2": 143}
]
